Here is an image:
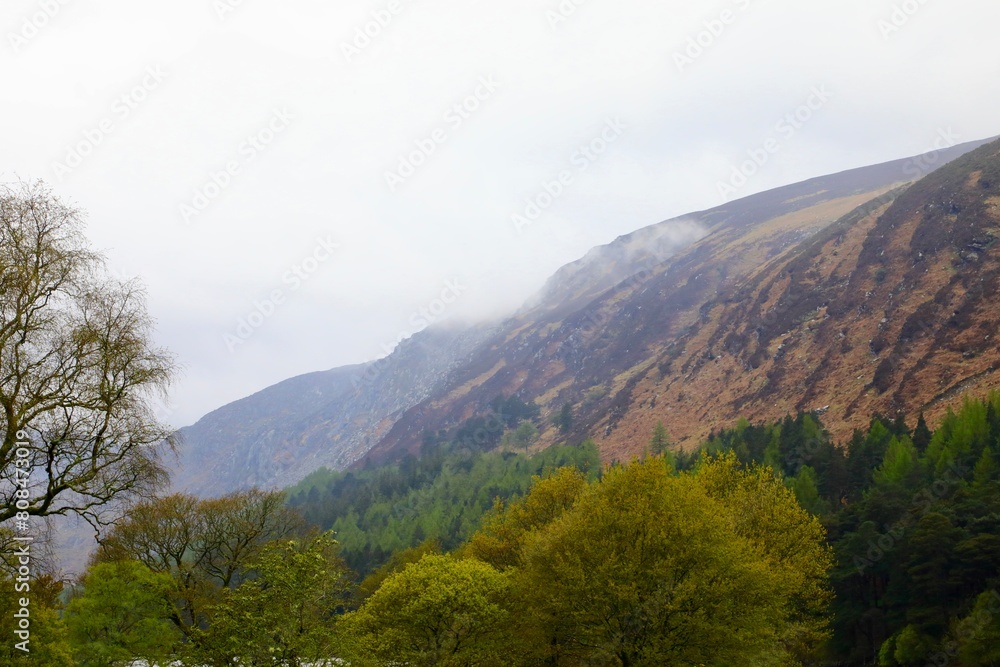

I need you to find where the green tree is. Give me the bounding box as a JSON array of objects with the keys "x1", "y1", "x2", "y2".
[
  {"x1": 192, "y1": 531, "x2": 351, "y2": 667},
  {"x1": 972, "y1": 445, "x2": 999, "y2": 491},
  {"x1": 0, "y1": 571, "x2": 75, "y2": 666},
  {"x1": 955, "y1": 590, "x2": 1000, "y2": 666},
  {"x1": 912, "y1": 413, "x2": 933, "y2": 452},
  {"x1": 0, "y1": 181, "x2": 177, "y2": 525},
  {"x1": 554, "y1": 402, "x2": 574, "y2": 434},
  {"x1": 902, "y1": 512, "x2": 964, "y2": 630},
  {"x1": 521, "y1": 457, "x2": 804, "y2": 666},
  {"x1": 353, "y1": 539, "x2": 440, "y2": 604},
  {"x1": 63, "y1": 561, "x2": 180, "y2": 667},
  {"x1": 695, "y1": 453, "x2": 834, "y2": 660},
  {"x1": 880, "y1": 624, "x2": 935, "y2": 666},
  {"x1": 650, "y1": 420, "x2": 670, "y2": 456},
  {"x1": 342, "y1": 554, "x2": 516, "y2": 667},
  {"x1": 790, "y1": 464, "x2": 830, "y2": 516},
  {"x1": 95, "y1": 490, "x2": 304, "y2": 642},
  {"x1": 463, "y1": 467, "x2": 587, "y2": 571},
  {"x1": 873, "y1": 436, "x2": 918, "y2": 487},
  {"x1": 512, "y1": 420, "x2": 538, "y2": 452}
]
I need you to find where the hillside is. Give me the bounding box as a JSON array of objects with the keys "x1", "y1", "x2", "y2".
[
  {"x1": 365, "y1": 138, "x2": 997, "y2": 464},
  {"x1": 171, "y1": 323, "x2": 497, "y2": 494},
  {"x1": 172, "y1": 137, "x2": 997, "y2": 491},
  {"x1": 595, "y1": 138, "x2": 1000, "y2": 459}
]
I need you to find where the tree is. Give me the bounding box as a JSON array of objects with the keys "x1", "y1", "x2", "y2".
[
  {"x1": 650, "y1": 420, "x2": 670, "y2": 456},
  {"x1": 790, "y1": 464, "x2": 829, "y2": 516},
  {"x1": 694, "y1": 453, "x2": 835, "y2": 661},
  {"x1": 554, "y1": 402, "x2": 573, "y2": 434},
  {"x1": 521, "y1": 457, "x2": 817, "y2": 666},
  {"x1": 95, "y1": 489, "x2": 305, "y2": 641},
  {"x1": 873, "y1": 436, "x2": 918, "y2": 487},
  {"x1": 192, "y1": 531, "x2": 352, "y2": 667},
  {"x1": 63, "y1": 560, "x2": 180, "y2": 667},
  {"x1": 354, "y1": 539, "x2": 440, "y2": 604},
  {"x1": 0, "y1": 571, "x2": 75, "y2": 666},
  {"x1": 912, "y1": 413, "x2": 933, "y2": 452},
  {"x1": 0, "y1": 181, "x2": 177, "y2": 525},
  {"x1": 901, "y1": 512, "x2": 964, "y2": 631},
  {"x1": 512, "y1": 420, "x2": 538, "y2": 452},
  {"x1": 342, "y1": 554, "x2": 516, "y2": 667},
  {"x1": 463, "y1": 467, "x2": 587, "y2": 571},
  {"x1": 955, "y1": 590, "x2": 1000, "y2": 666}
]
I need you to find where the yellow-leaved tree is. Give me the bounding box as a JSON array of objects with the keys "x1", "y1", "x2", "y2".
[{"x1": 456, "y1": 455, "x2": 834, "y2": 666}]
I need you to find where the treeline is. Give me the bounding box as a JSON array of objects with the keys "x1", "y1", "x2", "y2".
[
  {"x1": 3, "y1": 394, "x2": 1000, "y2": 665},
  {"x1": 1, "y1": 453, "x2": 830, "y2": 666},
  {"x1": 286, "y1": 394, "x2": 592, "y2": 574},
  {"x1": 703, "y1": 397, "x2": 1000, "y2": 665}
]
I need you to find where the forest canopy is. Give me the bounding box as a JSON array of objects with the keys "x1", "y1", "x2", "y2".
[{"x1": 3, "y1": 392, "x2": 1000, "y2": 666}]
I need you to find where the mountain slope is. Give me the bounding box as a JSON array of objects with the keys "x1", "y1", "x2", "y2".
[
  {"x1": 172, "y1": 137, "x2": 997, "y2": 492},
  {"x1": 364, "y1": 138, "x2": 999, "y2": 464},
  {"x1": 171, "y1": 323, "x2": 496, "y2": 494},
  {"x1": 596, "y1": 138, "x2": 1000, "y2": 459}
]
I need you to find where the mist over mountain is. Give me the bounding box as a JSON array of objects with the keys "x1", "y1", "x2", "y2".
[
  {"x1": 363, "y1": 137, "x2": 997, "y2": 461},
  {"x1": 171, "y1": 136, "x2": 997, "y2": 494}
]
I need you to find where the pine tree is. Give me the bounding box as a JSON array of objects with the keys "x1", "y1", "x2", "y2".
[
  {"x1": 913, "y1": 413, "x2": 933, "y2": 452},
  {"x1": 555, "y1": 402, "x2": 574, "y2": 434},
  {"x1": 650, "y1": 421, "x2": 671, "y2": 456}
]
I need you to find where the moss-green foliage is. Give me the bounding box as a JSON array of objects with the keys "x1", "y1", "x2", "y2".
[
  {"x1": 189, "y1": 531, "x2": 351, "y2": 667},
  {"x1": 342, "y1": 554, "x2": 517, "y2": 667},
  {"x1": 63, "y1": 561, "x2": 180, "y2": 667},
  {"x1": 346, "y1": 456, "x2": 832, "y2": 666},
  {"x1": 0, "y1": 571, "x2": 75, "y2": 666},
  {"x1": 353, "y1": 539, "x2": 441, "y2": 605},
  {"x1": 517, "y1": 456, "x2": 831, "y2": 665},
  {"x1": 7, "y1": 391, "x2": 1000, "y2": 666},
  {"x1": 287, "y1": 439, "x2": 601, "y2": 575},
  {"x1": 705, "y1": 393, "x2": 1000, "y2": 666}
]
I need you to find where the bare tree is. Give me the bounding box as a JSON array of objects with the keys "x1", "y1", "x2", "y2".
[{"x1": 0, "y1": 180, "x2": 177, "y2": 527}]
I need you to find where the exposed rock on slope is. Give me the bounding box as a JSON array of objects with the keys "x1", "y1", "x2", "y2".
[
  {"x1": 171, "y1": 324, "x2": 495, "y2": 494},
  {"x1": 172, "y1": 137, "x2": 998, "y2": 491},
  {"x1": 365, "y1": 138, "x2": 999, "y2": 464},
  {"x1": 598, "y1": 138, "x2": 1000, "y2": 458}
]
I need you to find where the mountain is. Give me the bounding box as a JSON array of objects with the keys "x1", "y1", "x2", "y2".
[
  {"x1": 365, "y1": 137, "x2": 1000, "y2": 464},
  {"x1": 171, "y1": 324, "x2": 496, "y2": 495},
  {"x1": 590, "y1": 137, "x2": 1000, "y2": 457},
  {"x1": 173, "y1": 136, "x2": 997, "y2": 493}
]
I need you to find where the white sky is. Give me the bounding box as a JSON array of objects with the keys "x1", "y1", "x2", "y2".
[{"x1": 2, "y1": 0, "x2": 998, "y2": 427}]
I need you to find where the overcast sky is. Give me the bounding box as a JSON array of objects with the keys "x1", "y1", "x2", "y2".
[{"x1": 2, "y1": 0, "x2": 998, "y2": 427}]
